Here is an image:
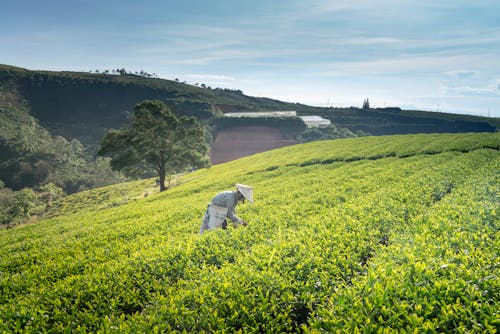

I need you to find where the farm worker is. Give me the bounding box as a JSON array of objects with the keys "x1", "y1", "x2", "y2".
[{"x1": 199, "y1": 184, "x2": 254, "y2": 234}]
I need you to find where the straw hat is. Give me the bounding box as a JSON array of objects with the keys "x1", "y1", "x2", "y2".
[{"x1": 236, "y1": 184, "x2": 254, "y2": 203}]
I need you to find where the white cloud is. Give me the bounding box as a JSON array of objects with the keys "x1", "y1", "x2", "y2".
[
  {"x1": 344, "y1": 37, "x2": 403, "y2": 46},
  {"x1": 448, "y1": 86, "x2": 494, "y2": 95},
  {"x1": 443, "y1": 70, "x2": 478, "y2": 77},
  {"x1": 301, "y1": 0, "x2": 416, "y2": 14},
  {"x1": 440, "y1": 79, "x2": 500, "y2": 97},
  {"x1": 318, "y1": 53, "x2": 499, "y2": 76}
]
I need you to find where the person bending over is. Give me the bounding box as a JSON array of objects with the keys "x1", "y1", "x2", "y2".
[{"x1": 199, "y1": 184, "x2": 253, "y2": 234}]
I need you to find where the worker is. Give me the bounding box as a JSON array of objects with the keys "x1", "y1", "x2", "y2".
[{"x1": 199, "y1": 184, "x2": 254, "y2": 234}]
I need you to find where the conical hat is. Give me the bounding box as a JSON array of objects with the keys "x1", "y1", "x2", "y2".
[{"x1": 236, "y1": 184, "x2": 254, "y2": 203}]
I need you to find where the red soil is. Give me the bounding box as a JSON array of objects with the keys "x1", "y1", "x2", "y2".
[{"x1": 209, "y1": 126, "x2": 298, "y2": 164}]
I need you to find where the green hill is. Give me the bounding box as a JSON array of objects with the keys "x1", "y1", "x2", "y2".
[
  {"x1": 0, "y1": 64, "x2": 312, "y2": 193},
  {"x1": 0, "y1": 64, "x2": 498, "y2": 194},
  {"x1": 308, "y1": 107, "x2": 499, "y2": 136},
  {"x1": 1, "y1": 64, "x2": 496, "y2": 148},
  {"x1": 1, "y1": 133, "x2": 498, "y2": 332},
  {"x1": 0, "y1": 64, "x2": 305, "y2": 148}
]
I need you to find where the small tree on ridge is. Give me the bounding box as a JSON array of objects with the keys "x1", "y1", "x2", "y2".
[{"x1": 363, "y1": 98, "x2": 370, "y2": 109}]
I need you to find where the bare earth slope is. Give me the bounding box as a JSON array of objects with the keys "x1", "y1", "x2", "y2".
[{"x1": 209, "y1": 126, "x2": 298, "y2": 164}]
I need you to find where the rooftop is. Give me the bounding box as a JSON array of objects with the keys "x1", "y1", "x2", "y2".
[{"x1": 224, "y1": 111, "x2": 297, "y2": 118}]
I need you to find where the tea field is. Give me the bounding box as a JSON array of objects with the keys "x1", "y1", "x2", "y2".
[{"x1": 0, "y1": 133, "x2": 499, "y2": 332}]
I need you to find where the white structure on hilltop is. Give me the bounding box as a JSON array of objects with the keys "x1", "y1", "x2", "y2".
[
  {"x1": 223, "y1": 111, "x2": 331, "y2": 128},
  {"x1": 224, "y1": 111, "x2": 297, "y2": 118},
  {"x1": 299, "y1": 116, "x2": 331, "y2": 128}
]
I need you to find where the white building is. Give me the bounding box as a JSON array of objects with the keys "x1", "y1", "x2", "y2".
[
  {"x1": 299, "y1": 116, "x2": 331, "y2": 128},
  {"x1": 223, "y1": 111, "x2": 331, "y2": 128},
  {"x1": 224, "y1": 111, "x2": 297, "y2": 118}
]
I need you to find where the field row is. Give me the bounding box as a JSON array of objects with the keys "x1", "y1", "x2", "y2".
[{"x1": 1, "y1": 142, "x2": 498, "y2": 331}]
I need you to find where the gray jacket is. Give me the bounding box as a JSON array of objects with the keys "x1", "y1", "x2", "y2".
[{"x1": 210, "y1": 190, "x2": 242, "y2": 223}]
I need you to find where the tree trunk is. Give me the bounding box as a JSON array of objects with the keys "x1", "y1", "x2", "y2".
[{"x1": 158, "y1": 166, "x2": 166, "y2": 192}]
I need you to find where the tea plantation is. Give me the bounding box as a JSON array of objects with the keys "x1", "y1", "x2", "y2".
[{"x1": 1, "y1": 133, "x2": 499, "y2": 332}]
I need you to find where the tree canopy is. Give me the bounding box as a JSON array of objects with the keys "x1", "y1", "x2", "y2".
[{"x1": 98, "y1": 100, "x2": 209, "y2": 191}]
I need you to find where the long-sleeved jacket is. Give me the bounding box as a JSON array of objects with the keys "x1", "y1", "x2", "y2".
[{"x1": 210, "y1": 190, "x2": 242, "y2": 223}]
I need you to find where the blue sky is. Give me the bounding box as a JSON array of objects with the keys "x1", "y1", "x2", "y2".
[{"x1": 1, "y1": 0, "x2": 499, "y2": 117}]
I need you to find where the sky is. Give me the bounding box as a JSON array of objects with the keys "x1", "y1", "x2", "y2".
[{"x1": 1, "y1": 0, "x2": 500, "y2": 117}]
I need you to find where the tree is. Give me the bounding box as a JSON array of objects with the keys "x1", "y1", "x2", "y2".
[
  {"x1": 363, "y1": 98, "x2": 370, "y2": 109},
  {"x1": 98, "y1": 100, "x2": 209, "y2": 191},
  {"x1": 0, "y1": 180, "x2": 10, "y2": 226},
  {"x1": 11, "y1": 188, "x2": 38, "y2": 219},
  {"x1": 38, "y1": 183, "x2": 64, "y2": 205},
  {"x1": 0, "y1": 187, "x2": 14, "y2": 227}
]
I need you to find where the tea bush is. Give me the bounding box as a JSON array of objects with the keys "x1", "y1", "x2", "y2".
[{"x1": 0, "y1": 133, "x2": 498, "y2": 332}]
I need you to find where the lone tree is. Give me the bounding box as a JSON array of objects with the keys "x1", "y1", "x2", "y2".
[{"x1": 98, "y1": 100, "x2": 209, "y2": 191}]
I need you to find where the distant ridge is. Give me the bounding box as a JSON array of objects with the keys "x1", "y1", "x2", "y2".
[{"x1": 0, "y1": 64, "x2": 496, "y2": 147}]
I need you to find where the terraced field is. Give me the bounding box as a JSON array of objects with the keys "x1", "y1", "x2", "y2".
[{"x1": 0, "y1": 133, "x2": 498, "y2": 332}]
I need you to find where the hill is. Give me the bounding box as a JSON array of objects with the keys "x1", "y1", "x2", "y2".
[
  {"x1": 0, "y1": 64, "x2": 497, "y2": 193},
  {"x1": 307, "y1": 107, "x2": 499, "y2": 135},
  {"x1": 0, "y1": 64, "x2": 311, "y2": 193},
  {"x1": 0, "y1": 133, "x2": 498, "y2": 332},
  {"x1": 0, "y1": 64, "x2": 305, "y2": 148},
  {"x1": 1, "y1": 64, "x2": 496, "y2": 147}
]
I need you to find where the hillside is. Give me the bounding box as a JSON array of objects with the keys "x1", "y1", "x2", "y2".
[
  {"x1": 307, "y1": 107, "x2": 498, "y2": 135},
  {"x1": 0, "y1": 64, "x2": 312, "y2": 193},
  {"x1": 1, "y1": 133, "x2": 498, "y2": 332},
  {"x1": 2, "y1": 64, "x2": 497, "y2": 193},
  {"x1": 1, "y1": 64, "x2": 497, "y2": 148},
  {"x1": 0, "y1": 64, "x2": 304, "y2": 148}
]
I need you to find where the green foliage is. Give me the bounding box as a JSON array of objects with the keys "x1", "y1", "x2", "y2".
[
  {"x1": 99, "y1": 100, "x2": 209, "y2": 191},
  {"x1": 0, "y1": 80, "x2": 128, "y2": 193},
  {"x1": 0, "y1": 128, "x2": 127, "y2": 194},
  {"x1": 44, "y1": 177, "x2": 159, "y2": 218},
  {"x1": 38, "y1": 183, "x2": 64, "y2": 205},
  {"x1": 0, "y1": 187, "x2": 14, "y2": 225},
  {"x1": 298, "y1": 124, "x2": 361, "y2": 142},
  {"x1": 0, "y1": 188, "x2": 39, "y2": 227},
  {"x1": 11, "y1": 188, "x2": 38, "y2": 218},
  {"x1": 0, "y1": 183, "x2": 64, "y2": 228},
  {"x1": 0, "y1": 132, "x2": 498, "y2": 332}
]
